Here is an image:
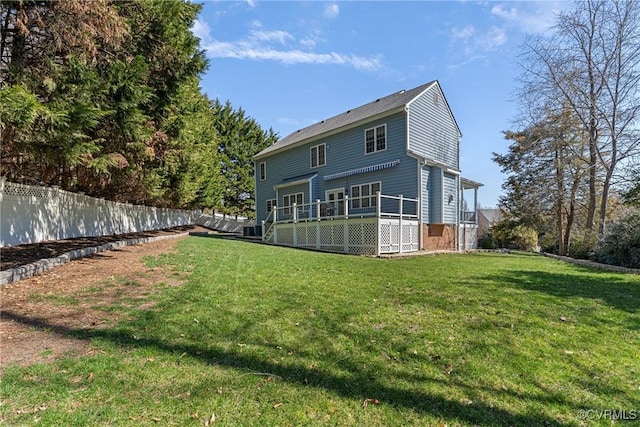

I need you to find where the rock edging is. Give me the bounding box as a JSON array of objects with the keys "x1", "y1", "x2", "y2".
[
  {"x1": 0, "y1": 233, "x2": 189, "y2": 285},
  {"x1": 543, "y1": 253, "x2": 640, "y2": 274}
]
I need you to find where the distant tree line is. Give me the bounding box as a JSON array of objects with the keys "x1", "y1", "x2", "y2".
[
  {"x1": 0, "y1": 0, "x2": 276, "y2": 216},
  {"x1": 492, "y1": 0, "x2": 640, "y2": 266}
]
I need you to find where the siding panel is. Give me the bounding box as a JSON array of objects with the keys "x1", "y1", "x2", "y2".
[
  {"x1": 443, "y1": 172, "x2": 458, "y2": 224},
  {"x1": 428, "y1": 166, "x2": 442, "y2": 224},
  {"x1": 421, "y1": 166, "x2": 430, "y2": 223},
  {"x1": 407, "y1": 85, "x2": 460, "y2": 169}
]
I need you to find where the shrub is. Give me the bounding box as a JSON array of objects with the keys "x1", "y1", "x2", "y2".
[
  {"x1": 594, "y1": 213, "x2": 640, "y2": 268},
  {"x1": 479, "y1": 231, "x2": 497, "y2": 249},
  {"x1": 492, "y1": 221, "x2": 538, "y2": 251},
  {"x1": 567, "y1": 234, "x2": 597, "y2": 260}
]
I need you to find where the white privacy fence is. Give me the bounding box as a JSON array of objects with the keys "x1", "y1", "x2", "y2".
[
  {"x1": 0, "y1": 179, "x2": 198, "y2": 247},
  {"x1": 195, "y1": 212, "x2": 254, "y2": 234}
]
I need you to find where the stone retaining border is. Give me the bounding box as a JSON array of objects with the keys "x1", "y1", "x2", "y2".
[
  {"x1": 0, "y1": 233, "x2": 190, "y2": 285},
  {"x1": 543, "y1": 253, "x2": 640, "y2": 274}
]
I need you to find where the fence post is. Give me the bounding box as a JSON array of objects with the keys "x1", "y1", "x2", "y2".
[
  {"x1": 261, "y1": 220, "x2": 265, "y2": 241},
  {"x1": 376, "y1": 191, "x2": 381, "y2": 257},
  {"x1": 399, "y1": 194, "x2": 404, "y2": 254},
  {"x1": 343, "y1": 195, "x2": 349, "y2": 253},
  {"x1": 292, "y1": 203, "x2": 298, "y2": 246},
  {"x1": 316, "y1": 200, "x2": 321, "y2": 250},
  {"x1": 52, "y1": 186, "x2": 62, "y2": 241}
]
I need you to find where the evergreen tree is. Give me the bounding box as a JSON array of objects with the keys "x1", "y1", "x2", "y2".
[
  {"x1": 212, "y1": 99, "x2": 277, "y2": 217},
  {"x1": 494, "y1": 108, "x2": 589, "y2": 255}
]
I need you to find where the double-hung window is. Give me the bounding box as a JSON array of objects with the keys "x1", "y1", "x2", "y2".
[
  {"x1": 259, "y1": 162, "x2": 266, "y2": 181},
  {"x1": 365, "y1": 124, "x2": 386, "y2": 154},
  {"x1": 283, "y1": 192, "x2": 303, "y2": 216},
  {"x1": 350, "y1": 182, "x2": 381, "y2": 209},
  {"x1": 311, "y1": 143, "x2": 326, "y2": 168},
  {"x1": 266, "y1": 199, "x2": 276, "y2": 215}
]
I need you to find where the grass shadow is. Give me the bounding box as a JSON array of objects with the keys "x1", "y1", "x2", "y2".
[{"x1": 2, "y1": 309, "x2": 571, "y2": 427}]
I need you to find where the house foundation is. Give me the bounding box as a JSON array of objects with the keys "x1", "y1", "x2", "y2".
[{"x1": 421, "y1": 224, "x2": 456, "y2": 251}]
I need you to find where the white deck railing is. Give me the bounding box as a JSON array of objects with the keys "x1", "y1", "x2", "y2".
[{"x1": 262, "y1": 192, "x2": 419, "y2": 255}]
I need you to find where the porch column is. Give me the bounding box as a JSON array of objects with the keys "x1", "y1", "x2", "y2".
[{"x1": 474, "y1": 187, "x2": 478, "y2": 225}]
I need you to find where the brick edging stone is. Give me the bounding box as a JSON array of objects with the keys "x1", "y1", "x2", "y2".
[
  {"x1": 0, "y1": 233, "x2": 190, "y2": 285},
  {"x1": 543, "y1": 253, "x2": 640, "y2": 274}
]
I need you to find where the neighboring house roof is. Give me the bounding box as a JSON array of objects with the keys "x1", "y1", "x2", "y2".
[
  {"x1": 254, "y1": 80, "x2": 440, "y2": 160},
  {"x1": 478, "y1": 208, "x2": 502, "y2": 227}
]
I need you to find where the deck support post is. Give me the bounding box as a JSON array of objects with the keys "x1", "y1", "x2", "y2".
[
  {"x1": 399, "y1": 194, "x2": 404, "y2": 254},
  {"x1": 316, "y1": 200, "x2": 321, "y2": 250},
  {"x1": 375, "y1": 191, "x2": 381, "y2": 257},
  {"x1": 343, "y1": 195, "x2": 350, "y2": 253},
  {"x1": 292, "y1": 203, "x2": 298, "y2": 245}
]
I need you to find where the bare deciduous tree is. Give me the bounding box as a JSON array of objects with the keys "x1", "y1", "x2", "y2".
[{"x1": 515, "y1": 0, "x2": 640, "y2": 236}]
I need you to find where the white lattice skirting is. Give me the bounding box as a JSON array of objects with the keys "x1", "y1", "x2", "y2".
[{"x1": 266, "y1": 217, "x2": 419, "y2": 255}]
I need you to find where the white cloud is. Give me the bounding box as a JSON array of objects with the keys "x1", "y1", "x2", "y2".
[
  {"x1": 450, "y1": 24, "x2": 506, "y2": 53},
  {"x1": 249, "y1": 29, "x2": 294, "y2": 45},
  {"x1": 491, "y1": 3, "x2": 561, "y2": 34},
  {"x1": 323, "y1": 3, "x2": 340, "y2": 19},
  {"x1": 482, "y1": 26, "x2": 507, "y2": 50},
  {"x1": 452, "y1": 25, "x2": 475, "y2": 41},
  {"x1": 194, "y1": 19, "x2": 383, "y2": 71},
  {"x1": 192, "y1": 18, "x2": 213, "y2": 44}
]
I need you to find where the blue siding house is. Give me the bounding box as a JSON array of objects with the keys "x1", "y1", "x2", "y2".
[{"x1": 253, "y1": 81, "x2": 482, "y2": 255}]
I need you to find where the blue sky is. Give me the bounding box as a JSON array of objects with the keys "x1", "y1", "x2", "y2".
[{"x1": 193, "y1": 1, "x2": 568, "y2": 208}]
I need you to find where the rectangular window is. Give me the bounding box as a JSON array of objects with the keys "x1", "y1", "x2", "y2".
[
  {"x1": 259, "y1": 162, "x2": 266, "y2": 181},
  {"x1": 351, "y1": 186, "x2": 360, "y2": 209},
  {"x1": 365, "y1": 124, "x2": 386, "y2": 154},
  {"x1": 350, "y1": 182, "x2": 381, "y2": 210},
  {"x1": 266, "y1": 199, "x2": 276, "y2": 215},
  {"x1": 283, "y1": 192, "x2": 303, "y2": 215},
  {"x1": 311, "y1": 143, "x2": 326, "y2": 168}
]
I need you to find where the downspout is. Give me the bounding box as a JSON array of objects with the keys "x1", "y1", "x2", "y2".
[
  {"x1": 253, "y1": 160, "x2": 258, "y2": 229},
  {"x1": 440, "y1": 167, "x2": 445, "y2": 226},
  {"x1": 417, "y1": 160, "x2": 423, "y2": 250},
  {"x1": 458, "y1": 178, "x2": 462, "y2": 252},
  {"x1": 308, "y1": 176, "x2": 314, "y2": 217}
]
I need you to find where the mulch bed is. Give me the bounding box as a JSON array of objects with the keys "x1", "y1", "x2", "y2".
[{"x1": 0, "y1": 226, "x2": 196, "y2": 271}]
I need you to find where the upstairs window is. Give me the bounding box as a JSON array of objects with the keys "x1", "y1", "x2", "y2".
[
  {"x1": 365, "y1": 124, "x2": 386, "y2": 154},
  {"x1": 311, "y1": 143, "x2": 326, "y2": 168},
  {"x1": 259, "y1": 162, "x2": 266, "y2": 181}
]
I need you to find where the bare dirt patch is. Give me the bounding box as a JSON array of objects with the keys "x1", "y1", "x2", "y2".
[{"x1": 0, "y1": 233, "x2": 195, "y2": 368}]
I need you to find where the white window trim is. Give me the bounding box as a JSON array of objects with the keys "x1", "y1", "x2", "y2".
[
  {"x1": 364, "y1": 124, "x2": 387, "y2": 155},
  {"x1": 324, "y1": 187, "x2": 345, "y2": 216},
  {"x1": 266, "y1": 199, "x2": 276, "y2": 215},
  {"x1": 259, "y1": 162, "x2": 266, "y2": 181},
  {"x1": 283, "y1": 192, "x2": 304, "y2": 215},
  {"x1": 350, "y1": 181, "x2": 381, "y2": 209},
  {"x1": 310, "y1": 143, "x2": 326, "y2": 168},
  {"x1": 325, "y1": 187, "x2": 345, "y2": 201}
]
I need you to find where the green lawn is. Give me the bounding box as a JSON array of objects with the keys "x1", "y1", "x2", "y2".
[{"x1": 2, "y1": 237, "x2": 639, "y2": 426}]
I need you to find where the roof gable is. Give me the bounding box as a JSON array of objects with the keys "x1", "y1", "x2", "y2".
[{"x1": 254, "y1": 80, "x2": 437, "y2": 160}]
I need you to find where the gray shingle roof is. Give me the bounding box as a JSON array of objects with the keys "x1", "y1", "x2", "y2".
[{"x1": 254, "y1": 80, "x2": 437, "y2": 159}]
